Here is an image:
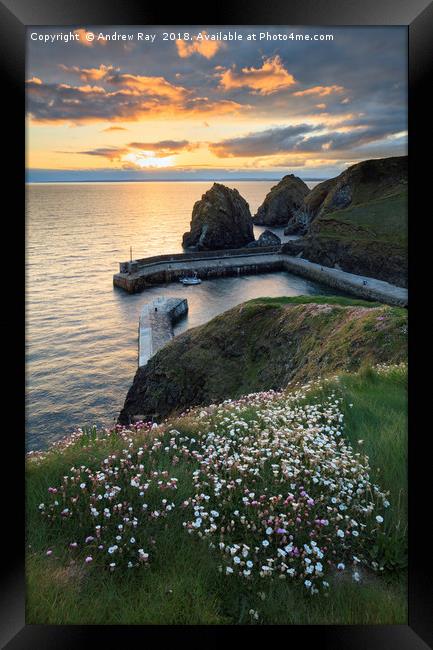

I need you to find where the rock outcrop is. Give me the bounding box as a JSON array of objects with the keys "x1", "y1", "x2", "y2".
[
  {"x1": 182, "y1": 183, "x2": 254, "y2": 250},
  {"x1": 284, "y1": 178, "x2": 336, "y2": 235},
  {"x1": 253, "y1": 174, "x2": 310, "y2": 226},
  {"x1": 118, "y1": 297, "x2": 407, "y2": 425},
  {"x1": 282, "y1": 156, "x2": 408, "y2": 287},
  {"x1": 246, "y1": 230, "x2": 281, "y2": 248}
]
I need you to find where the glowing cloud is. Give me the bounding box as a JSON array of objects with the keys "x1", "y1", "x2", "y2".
[
  {"x1": 176, "y1": 33, "x2": 224, "y2": 59},
  {"x1": 293, "y1": 84, "x2": 344, "y2": 97},
  {"x1": 59, "y1": 64, "x2": 116, "y2": 82},
  {"x1": 218, "y1": 56, "x2": 296, "y2": 95},
  {"x1": 74, "y1": 28, "x2": 107, "y2": 47},
  {"x1": 122, "y1": 152, "x2": 174, "y2": 168}
]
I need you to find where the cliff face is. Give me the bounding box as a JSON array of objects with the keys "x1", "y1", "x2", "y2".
[
  {"x1": 283, "y1": 156, "x2": 408, "y2": 286},
  {"x1": 253, "y1": 174, "x2": 310, "y2": 226},
  {"x1": 119, "y1": 297, "x2": 407, "y2": 424},
  {"x1": 182, "y1": 183, "x2": 254, "y2": 250}
]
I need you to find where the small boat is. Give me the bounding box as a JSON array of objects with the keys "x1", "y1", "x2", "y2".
[{"x1": 179, "y1": 272, "x2": 202, "y2": 285}]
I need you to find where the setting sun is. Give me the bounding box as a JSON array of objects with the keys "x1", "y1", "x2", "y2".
[{"x1": 122, "y1": 151, "x2": 174, "y2": 168}]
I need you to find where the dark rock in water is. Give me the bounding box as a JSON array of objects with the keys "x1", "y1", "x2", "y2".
[
  {"x1": 182, "y1": 183, "x2": 254, "y2": 250},
  {"x1": 253, "y1": 174, "x2": 310, "y2": 226},
  {"x1": 246, "y1": 230, "x2": 281, "y2": 248}
]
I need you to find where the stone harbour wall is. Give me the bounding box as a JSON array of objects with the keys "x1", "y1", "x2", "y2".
[{"x1": 114, "y1": 251, "x2": 408, "y2": 308}]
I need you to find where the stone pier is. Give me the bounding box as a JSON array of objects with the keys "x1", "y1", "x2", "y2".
[
  {"x1": 114, "y1": 248, "x2": 408, "y2": 308},
  {"x1": 138, "y1": 297, "x2": 188, "y2": 367}
]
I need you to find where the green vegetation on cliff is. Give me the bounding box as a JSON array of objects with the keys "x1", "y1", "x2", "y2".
[
  {"x1": 310, "y1": 190, "x2": 407, "y2": 247},
  {"x1": 283, "y1": 156, "x2": 408, "y2": 287},
  {"x1": 119, "y1": 296, "x2": 407, "y2": 424}
]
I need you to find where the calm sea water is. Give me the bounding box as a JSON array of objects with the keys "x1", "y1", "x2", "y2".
[{"x1": 27, "y1": 180, "x2": 339, "y2": 451}]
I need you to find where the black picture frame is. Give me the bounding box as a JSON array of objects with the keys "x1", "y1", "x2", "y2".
[{"x1": 2, "y1": 0, "x2": 431, "y2": 646}]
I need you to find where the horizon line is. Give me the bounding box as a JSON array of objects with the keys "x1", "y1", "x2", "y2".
[{"x1": 26, "y1": 177, "x2": 327, "y2": 184}]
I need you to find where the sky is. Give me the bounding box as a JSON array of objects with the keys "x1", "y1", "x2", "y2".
[{"x1": 26, "y1": 26, "x2": 407, "y2": 182}]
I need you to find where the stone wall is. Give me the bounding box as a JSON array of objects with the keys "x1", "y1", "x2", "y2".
[{"x1": 114, "y1": 252, "x2": 408, "y2": 308}]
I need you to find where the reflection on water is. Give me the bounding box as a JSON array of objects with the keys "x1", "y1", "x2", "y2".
[{"x1": 27, "y1": 180, "x2": 333, "y2": 450}]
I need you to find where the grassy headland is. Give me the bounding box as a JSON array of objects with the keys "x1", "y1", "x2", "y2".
[
  {"x1": 282, "y1": 156, "x2": 408, "y2": 287},
  {"x1": 27, "y1": 362, "x2": 407, "y2": 624},
  {"x1": 120, "y1": 296, "x2": 407, "y2": 424}
]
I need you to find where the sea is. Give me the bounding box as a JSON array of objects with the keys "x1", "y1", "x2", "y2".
[{"x1": 27, "y1": 179, "x2": 339, "y2": 450}]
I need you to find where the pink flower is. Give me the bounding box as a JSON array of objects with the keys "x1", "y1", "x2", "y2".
[
  {"x1": 46, "y1": 549, "x2": 52, "y2": 556},
  {"x1": 85, "y1": 556, "x2": 93, "y2": 563}
]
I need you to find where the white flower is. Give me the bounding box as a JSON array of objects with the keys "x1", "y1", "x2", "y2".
[
  {"x1": 266, "y1": 527, "x2": 273, "y2": 535},
  {"x1": 262, "y1": 540, "x2": 269, "y2": 547},
  {"x1": 304, "y1": 580, "x2": 312, "y2": 588},
  {"x1": 337, "y1": 563, "x2": 345, "y2": 570},
  {"x1": 337, "y1": 529, "x2": 345, "y2": 538},
  {"x1": 376, "y1": 515, "x2": 384, "y2": 523},
  {"x1": 226, "y1": 567, "x2": 233, "y2": 575}
]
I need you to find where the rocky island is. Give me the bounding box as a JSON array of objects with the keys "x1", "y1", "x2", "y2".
[
  {"x1": 182, "y1": 182, "x2": 254, "y2": 250},
  {"x1": 253, "y1": 174, "x2": 310, "y2": 226}
]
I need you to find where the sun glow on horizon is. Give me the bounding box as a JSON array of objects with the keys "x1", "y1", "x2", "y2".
[{"x1": 122, "y1": 151, "x2": 175, "y2": 169}]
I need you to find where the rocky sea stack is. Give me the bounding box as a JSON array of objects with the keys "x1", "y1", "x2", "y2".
[
  {"x1": 253, "y1": 174, "x2": 310, "y2": 226},
  {"x1": 182, "y1": 183, "x2": 254, "y2": 250}
]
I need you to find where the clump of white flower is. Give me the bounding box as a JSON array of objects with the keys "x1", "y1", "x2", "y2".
[{"x1": 37, "y1": 379, "x2": 390, "y2": 592}]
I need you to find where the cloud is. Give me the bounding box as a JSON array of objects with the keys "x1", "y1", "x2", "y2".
[
  {"x1": 210, "y1": 124, "x2": 322, "y2": 157},
  {"x1": 209, "y1": 117, "x2": 407, "y2": 158},
  {"x1": 72, "y1": 140, "x2": 198, "y2": 164},
  {"x1": 102, "y1": 126, "x2": 128, "y2": 132},
  {"x1": 128, "y1": 140, "x2": 198, "y2": 155},
  {"x1": 77, "y1": 147, "x2": 129, "y2": 160},
  {"x1": 217, "y1": 56, "x2": 296, "y2": 95},
  {"x1": 26, "y1": 75, "x2": 245, "y2": 124},
  {"x1": 59, "y1": 64, "x2": 116, "y2": 81},
  {"x1": 74, "y1": 28, "x2": 107, "y2": 47},
  {"x1": 292, "y1": 84, "x2": 344, "y2": 97},
  {"x1": 176, "y1": 33, "x2": 224, "y2": 59},
  {"x1": 105, "y1": 72, "x2": 188, "y2": 101}
]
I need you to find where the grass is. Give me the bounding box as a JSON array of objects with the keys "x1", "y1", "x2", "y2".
[
  {"x1": 247, "y1": 295, "x2": 385, "y2": 308},
  {"x1": 312, "y1": 191, "x2": 407, "y2": 247},
  {"x1": 120, "y1": 298, "x2": 407, "y2": 423},
  {"x1": 26, "y1": 364, "x2": 407, "y2": 625}
]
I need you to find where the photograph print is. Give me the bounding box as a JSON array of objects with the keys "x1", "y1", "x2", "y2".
[{"x1": 26, "y1": 25, "x2": 408, "y2": 625}]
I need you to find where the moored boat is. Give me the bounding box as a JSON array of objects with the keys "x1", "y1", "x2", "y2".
[{"x1": 179, "y1": 272, "x2": 202, "y2": 285}]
